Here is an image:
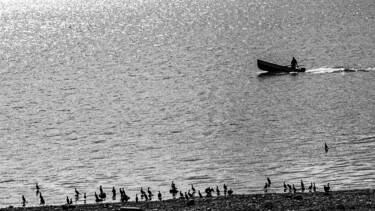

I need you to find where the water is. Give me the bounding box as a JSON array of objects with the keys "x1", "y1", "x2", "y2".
[{"x1": 0, "y1": 0, "x2": 374, "y2": 207}]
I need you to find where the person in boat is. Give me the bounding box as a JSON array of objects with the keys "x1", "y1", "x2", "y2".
[{"x1": 291, "y1": 57, "x2": 298, "y2": 70}]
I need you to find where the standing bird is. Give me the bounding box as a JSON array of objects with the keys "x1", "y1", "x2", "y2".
[
  {"x1": 223, "y1": 184, "x2": 227, "y2": 195},
  {"x1": 287, "y1": 184, "x2": 292, "y2": 193},
  {"x1": 325, "y1": 142, "x2": 329, "y2": 153},
  {"x1": 112, "y1": 187, "x2": 116, "y2": 200},
  {"x1": 198, "y1": 190, "x2": 203, "y2": 198},
  {"x1": 264, "y1": 183, "x2": 268, "y2": 193},
  {"x1": 21, "y1": 195, "x2": 28, "y2": 207},
  {"x1": 95, "y1": 192, "x2": 103, "y2": 203},
  {"x1": 313, "y1": 183, "x2": 316, "y2": 193},
  {"x1": 308, "y1": 182, "x2": 312, "y2": 192},
  {"x1": 135, "y1": 194, "x2": 139, "y2": 203},
  {"x1": 267, "y1": 177, "x2": 271, "y2": 187},
  {"x1": 228, "y1": 188, "x2": 233, "y2": 196},
  {"x1": 148, "y1": 187, "x2": 154, "y2": 199},
  {"x1": 216, "y1": 186, "x2": 220, "y2": 196},
  {"x1": 283, "y1": 182, "x2": 288, "y2": 192},
  {"x1": 158, "y1": 191, "x2": 162, "y2": 201},
  {"x1": 99, "y1": 186, "x2": 106, "y2": 200},
  {"x1": 301, "y1": 180, "x2": 305, "y2": 192},
  {"x1": 66, "y1": 196, "x2": 70, "y2": 205},
  {"x1": 40, "y1": 193, "x2": 45, "y2": 205},
  {"x1": 36, "y1": 183, "x2": 40, "y2": 195},
  {"x1": 75, "y1": 188, "x2": 80, "y2": 197},
  {"x1": 324, "y1": 183, "x2": 330, "y2": 193},
  {"x1": 191, "y1": 184, "x2": 196, "y2": 193},
  {"x1": 292, "y1": 184, "x2": 297, "y2": 193}
]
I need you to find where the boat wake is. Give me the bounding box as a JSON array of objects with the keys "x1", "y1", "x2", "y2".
[{"x1": 307, "y1": 66, "x2": 375, "y2": 74}]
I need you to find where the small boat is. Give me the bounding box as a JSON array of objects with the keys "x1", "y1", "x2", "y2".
[{"x1": 257, "y1": 59, "x2": 306, "y2": 73}]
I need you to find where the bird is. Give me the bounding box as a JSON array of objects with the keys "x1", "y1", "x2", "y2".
[
  {"x1": 148, "y1": 187, "x2": 154, "y2": 198},
  {"x1": 287, "y1": 184, "x2": 292, "y2": 192},
  {"x1": 66, "y1": 196, "x2": 70, "y2": 205},
  {"x1": 112, "y1": 187, "x2": 116, "y2": 199},
  {"x1": 188, "y1": 190, "x2": 194, "y2": 198},
  {"x1": 69, "y1": 198, "x2": 73, "y2": 205},
  {"x1": 179, "y1": 191, "x2": 184, "y2": 199},
  {"x1": 75, "y1": 188, "x2": 80, "y2": 197},
  {"x1": 21, "y1": 195, "x2": 28, "y2": 207},
  {"x1": 36, "y1": 183, "x2": 40, "y2": 195},
  {"x1": 301, "y1": 180, "x2": 305, "y2": 192},
  {"x1": 191, "y1": 184, "x2": 196, "y2": 193},
  {"x1": 184, "y1": 192, "x2": 189, "y2": 200},
  {"x1": 264, "y1": 183, "x2": 268, "y2": 193},
  {"x1": 83, "y1": 193, "x2": 87, "y2": 200},
  {"x1": 308, "y1": 182, "x2": 312, "y2": 192},
  {"x1": 216, "y1": 186, "x2": 220, "y2": 196},
  {"x1": 325, "y1": 142, "x2": 329, "y2": 153},
  {"x1": 324, "y1": 183, "x2": 330, "y2": 193},
  {"x1": 158, "y1": 191, "x2": 162, "y2": 201},
  {"x1": 99, "y1": 186, "x2": 106, "y2": 199},
  {"x1": 140, "y1": 188, "x2": 146, "y2": 198},
  {"x1": 292, "y1": 184, "x2": 297, "y2": 193},
  {"x1": 40, "y1": 193, "x2": 45, "y2": 205},
  {"x1": 283, "y1": 182, "x2": 288, "y2": 192},
  {"x1": 223, "y1": 184, "x2": 227, "y2": 195},
  {"x1": 136, "y1": 194, "x2": 139, "y2": 203},
  {"x1": 121, "y1": 190, "x2": 130, "y2": 203},
  {"x1": 313, "y1": 183, "x2": 316, "y2": 193},
  {"x1": 228, "y1": 188, "x2": 233, "y2": 196},
  {"x1": 95, "y1": 192, "x2": 103, "y2": 203},
  {"x1": 267, "y1": 177, "x2": 271, "y2": 187},
  {"x1": 198, "y1": 190, "x2": 203, "y2": 198}
]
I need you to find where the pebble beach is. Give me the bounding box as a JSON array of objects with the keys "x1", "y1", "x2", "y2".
[{"x1": 2, "y1": 189, "x2": 375, "y2": 211}]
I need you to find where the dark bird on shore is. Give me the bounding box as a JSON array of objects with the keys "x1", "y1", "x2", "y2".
[
  {"x1": 112, "y1": 187, "x2": 116, "y2": 199},
  {"x1": 216, "y1": 186, "x2": 220, "y2": 196},
  {"x1": 75, "y1": 188, "x2": 80, "y2": 196},
  {"x1": 191, "y1": 184, "x2": 196, "y2": 193},
  {"x1": 283, "y1": 182, "x2": 287, "y2": 192},
  {"x1": 313, "y1": 183, "x2": 316, "y2": 193},
  {"x1": 179, "y1": 191, "x2": 184, "y2": 199},
  {"x1": 144, "y1": 192, "x2": 149, "y2": 201},
  {"x1": 66, "y1": 196, "x2": 70, "y2": 205},
  {"x1": 308, "y1": 182, "x2": 312, "y2": 192},
  {"x1": 292, "y1": 184, "x2": 297, "y2": 193},
  {"x1": 188, "y1": 190, "x2": 194, "y2": 198},
  {"x1": 40, "y1": 193, "x2": 45, "y2": 205},
  {"x1": 136, "y1": 194, "x2": 139, "y2": 203},
  {"x1": 69, "y1": 198, "x2": 73, "y2": 205},
  {"x1": 148, "y1": 187, "x2": 154, "y2": 197},
  {"x1": 228, "y1": 188, "x2": 233, "y2": 196},
  {"x1": 301, "y1": 180, "x2": 305, "y2": 192},
  {"x1": 95, "y1": 192, "x2": 103, "y2": 203},
  {"x1": 83, "y1": 193, "x2": 86, "y2": 200},
  {"x1": 141, "y1": 188, "x2": 146, "y2": 198},
  {"x1": 21, "y1": 195, "x2": 28, "y2": 207},
  {"x1": 264, "y1": 183, "x2": 268, "y2": 193},
  {"x1": 223, "y1": 184, "x2": 227, "y2": 195},
  {"x1": 324, "y1": 183, "x2": 330, "y2": 193},
  {"x1": 99, "y1": 186, "x2": 106, "y2": 199},
  {"x1": 121, "y1": 190, "x2": 130, "y2": 203},
  {"x1": 184, "y1": 192, "x2": 189, "y2": 200},
  {"x1": 325, "y1": 142, "x2": 329, "y2": 153},
  {"x1": 287, "y1": 184, "x2": 292, "y2": 192},
  {"x1": 198, "y1": 190, "x2": 203, "y2": 198},
  {"x1": 36, "y1": 182, "x2": 40, "y2": 195},
  {"x1": 267, "y1": 177, "x2": 271, "y2": 187},
  {"x1": 158, "y1": 191, "x2": 162, "y2": 201}
]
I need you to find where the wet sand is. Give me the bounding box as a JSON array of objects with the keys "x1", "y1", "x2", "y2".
[{"x1": 2, "y1": 189, "x2": 375, "y2": 211}]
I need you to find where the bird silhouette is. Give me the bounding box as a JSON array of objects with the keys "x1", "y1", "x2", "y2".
[
  {"x1": 267, "y1": 177, "x2": 271, "y2": 187},
  {"x1": 216, "y1": 186, "x2": 220, "y2": 196},
  {"x1": 313, "y1": 183, "x2": 316, "y2": 193},
  {"x1": 264, "y1": 183, "x2": 268, "y2": 193},
  {"x1": 66, "y1": 196, "x2": 70, "y2": 205},
  {"x1": 191, "y1": 184, "x2": 196, "y2": 193},
  {"x1": 136, "y1": 194, "x2": 139, "y2": 203},
  {"x1": 40, "y1": 193, "x2": 45, "y2": 205},
  {"x1": 95, "y1": 192, "x2": 103, "y2": 203},
  {"x1": 292, "y1": 184, "x2": 297, "y2": 193},
  {"x1": 112, "y1": 187, "x2": 116, "y2": 199},
  {"x1": 283, "y1": 182, "x2": 288, "y2": 192},
  {"x1": 158, "y1": 191, "x2": 162, "y2": 201},
  {"x1": 21, "y1": 195, "x2": 28, "y2": 207},
  {"x1": 228, "y1": 188, "x2": 233, "y2": 196},
  {"x1": 325, "y1": 142, "x2": 329, "y2": 153},
  {"x1": 301, "y1": 180, "x2": 305, "y2": 192},
  {"x1": 198, "y1": 190, "x2": 203, "y2": 198},
  {"x1": 324, "y1": 183, "x2": 330, "y2": 193},
  {"x1": 99, "y1": 186, "x2": 106, "y2": 199},
  {"x1": 308, "y1": 182, "x2": 312, "y2": 192},
  {"x1": 75, "y1": 188, "x2": 80, "y2": 197}
]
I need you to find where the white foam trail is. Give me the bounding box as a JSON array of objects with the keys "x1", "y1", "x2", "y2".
[{"x1": 306, "y1": 66, "x2": 345, "y2": 74}]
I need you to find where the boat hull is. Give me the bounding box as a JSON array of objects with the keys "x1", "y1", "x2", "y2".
[{"x1": 257, "y1": 59, "x2": 306, "y2": 73}]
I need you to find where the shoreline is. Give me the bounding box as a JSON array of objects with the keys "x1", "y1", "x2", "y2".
[{"x1": 2, "y1": 189, "x2": 375, "y2": 211}]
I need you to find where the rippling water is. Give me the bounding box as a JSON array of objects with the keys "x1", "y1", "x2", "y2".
[{"x1": 0, "y1": 0, "x2": 374, "y2": 207}]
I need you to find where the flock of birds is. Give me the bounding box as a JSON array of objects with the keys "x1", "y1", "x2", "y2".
[
  {"x1": 263, "y1": 177, "x2": 331, "y2": 195},
  {"x1": 18, "y1": 143, "x2": 331, "y2": 208},
  {"x1": 19, "y1": 179, "x2": 331, "y2": 208}
]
